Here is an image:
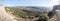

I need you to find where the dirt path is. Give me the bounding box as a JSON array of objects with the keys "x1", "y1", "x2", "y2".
[{"x1": 56, "y1": 10, "x2": 60, "y2": 21}]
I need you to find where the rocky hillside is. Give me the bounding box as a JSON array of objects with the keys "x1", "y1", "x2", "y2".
[{"x1": 0, "y1": 6, "x2": 17, "y2": 21}]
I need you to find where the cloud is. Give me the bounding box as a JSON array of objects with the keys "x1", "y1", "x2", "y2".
[
  {"x1": 52, "y1": 0, "x2": 59, "y2": 5},
  {"x1": 49, "y1": 0, "x2": 59, "y2": 6},
  {"x1": 39, "y1": 0, "x2": 59, "y2": 7}
]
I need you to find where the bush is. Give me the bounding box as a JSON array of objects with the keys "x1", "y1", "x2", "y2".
[{"x1": 37, "y1": 14, "x2": 49, "y2": 21}]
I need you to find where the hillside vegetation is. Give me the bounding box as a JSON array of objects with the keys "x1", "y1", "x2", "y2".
[{"x1": 5, "y1": 6, "x2": 50, "y2": 21}]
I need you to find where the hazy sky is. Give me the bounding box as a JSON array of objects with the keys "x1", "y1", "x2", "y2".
[{"x1": 0, "y1": 0, "x2": 59, "y2": 7}]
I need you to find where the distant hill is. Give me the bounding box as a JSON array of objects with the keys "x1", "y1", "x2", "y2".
[
  {"x1": 6, "y1": 6, "x2": 53, "y2": 13},
  {"x1": 25, "y1": 6, "x2": 52, "y2": 12},
  {"x1": 5, "y1": 6, "x2": 53, "y2": 18}
]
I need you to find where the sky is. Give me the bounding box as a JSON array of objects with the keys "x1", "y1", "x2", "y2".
[{"x1": 0, "y1": 0, "x2": 60, "y2": 7}]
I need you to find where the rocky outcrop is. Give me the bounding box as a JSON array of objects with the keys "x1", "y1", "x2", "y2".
[
  {"x1": 0, "y1": 6, "x2": 17, "y2": 21},
  {"x1": 50, "y1": 5, "x2": 60, "y2": 21}
]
